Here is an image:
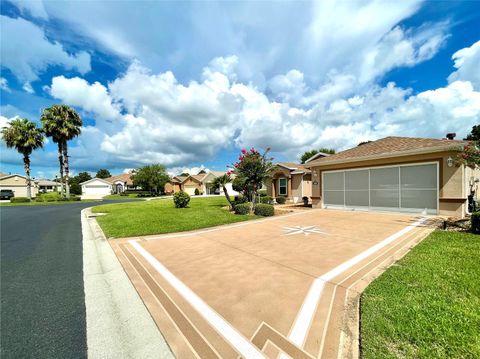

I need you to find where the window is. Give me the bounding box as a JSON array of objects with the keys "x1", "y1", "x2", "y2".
[{"x1": 279, "y1": 178, "x2": 287, "y2": 195}]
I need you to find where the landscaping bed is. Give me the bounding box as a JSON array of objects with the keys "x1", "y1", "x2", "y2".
[
  {"x1": 92, "y1": 196, "x2": 259, "y2": 238},
  {"x1": 360, "y1": 230, "x2": 480, "y2": 359}
]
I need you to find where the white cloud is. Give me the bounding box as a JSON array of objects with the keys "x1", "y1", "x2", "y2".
[
  {"x1": 22, "y1": 82, "x2": 34, "y2": 94},
  {"x1": 167, "y1": 165, "x2": 210, "y2": 177},
  {"x1": 9, "y1": 0, "x2": 49, "y2": 19},
  {"x1": 0, "y1": 78, "x2": 10, "y2": 92},
  {"x1": 448, "y1": 40, "x2": 480, "y2": 90},
  {"x1": 0, "y1": 15, "x2": 91, "y2": 90}
]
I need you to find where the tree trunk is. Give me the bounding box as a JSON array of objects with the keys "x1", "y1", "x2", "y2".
[
  {"x1": 58, "y1": 142, "x2": 64, "y2": 197},
  {"x1": 63, "y1": 140, "x2": 70, "y2": 198},
  {"x1": 222, "y1": 184, "x2": 234, "y2": 210},
  {"x1": 250, "y1": 184, "x2": 257, "y2": 214},
  {"x1": 23, "y1": 155, "x2": 32, "y2": 199}
]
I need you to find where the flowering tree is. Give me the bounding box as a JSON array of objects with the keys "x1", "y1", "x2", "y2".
[
  {"x1": 230, "y1": 147, "x2": 275, "y2": 211},
  {"x1": 455, "y1": 142, "x2": 480, "y2": 169}
]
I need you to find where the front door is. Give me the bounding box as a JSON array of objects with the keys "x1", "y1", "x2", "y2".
[{"x1": 116, "y1": 183, "x2": 123, "y2": 194}]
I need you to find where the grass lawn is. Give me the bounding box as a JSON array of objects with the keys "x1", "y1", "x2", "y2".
[
  {"x1": 361, "y1": 230, "x2": 480, "y2": 359},
  {"x1": 92, "y1": 196, "x2": 259, "y2": 238},
  {"x1": 103, "y1": 193, "x2": 143, "y2": 199}
]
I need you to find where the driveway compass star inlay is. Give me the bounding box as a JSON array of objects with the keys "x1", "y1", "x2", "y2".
[{"x1": 282, "y1": 225, "x2": 327, "y2": 236}]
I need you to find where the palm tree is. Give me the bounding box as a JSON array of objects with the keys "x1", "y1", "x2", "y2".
[
  {"x1": 211, "y1": 173, "x2": 234, "y2": 210},
  {"x1": 41, "y1": 105, "x2": 82, "y2": 198},
  {"x1": 1, "y1": 118, "x2": 44, "y2": 199}
]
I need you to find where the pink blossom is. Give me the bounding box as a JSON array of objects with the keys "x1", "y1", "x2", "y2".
[
  {"x1": 241, "y1": 149, "x2": 247, "y2": 154},
  {"x1": 266, "y1": 146, "x2": 271, "y2": 151}
]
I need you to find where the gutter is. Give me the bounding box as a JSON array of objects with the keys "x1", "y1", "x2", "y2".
[{"x1": 304, "y1": 144, "x2": 465, "y2": 168}]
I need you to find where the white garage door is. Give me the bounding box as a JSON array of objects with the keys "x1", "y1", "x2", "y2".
[
  {"x1": 323, "y1": 163, "x2": 438, "y2": 214},
  {"x1": 84, "y1": 185, "x2": 111, "y2": 195},
  {"x1": 184, "y1": 186, "x2": 197, "y2": 196}
]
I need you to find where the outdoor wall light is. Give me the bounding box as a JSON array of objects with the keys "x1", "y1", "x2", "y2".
[{"x1": 447, "y1": 156, "x2": 454, "y2": 167}]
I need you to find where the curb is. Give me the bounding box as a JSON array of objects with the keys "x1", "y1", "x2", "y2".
[{"x1": 81, "y1": 208, "x2": 175, "y2": 359}]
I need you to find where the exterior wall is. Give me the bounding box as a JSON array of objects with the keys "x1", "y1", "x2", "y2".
[
  {"x1": 182, "y1": 178, "x2": 203, "y2": 195},
  {"x1": 81, "y1": 179, "x2": 112, "y2": 197},
  {"x1": 310, "y1": 151, "x2": 472, "y2": 217},
  {"x1": 164, "y1": 182, "x2": 175, "y2": 193},
  {"x1": 267, "y1": 169, "x2": 311, "y2": 203},
  {"x1": 0, "y1": 175, "x2": 39, "y2": 197}
]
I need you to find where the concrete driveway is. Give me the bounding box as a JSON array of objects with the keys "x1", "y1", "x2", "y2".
[{"x1": 111, "y1": 209, "x2": 435, "y2": 359}]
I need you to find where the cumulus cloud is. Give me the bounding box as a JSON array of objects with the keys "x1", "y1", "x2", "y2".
[
  {"x1": 448, "y1": 40, "x2": 480, "y2": 90},
  {"x1": 0, "y1": 78, "x2": 10, "y2": 92},
  {"x1": 46, "y1": 52, "x2": 480, "y2": 170},
  {"x1": 0, "y1": 15, "x2": 91, "y2": 91},
  {"x1": 9, "y1": 0, "x2": 49, "y2": 19}
]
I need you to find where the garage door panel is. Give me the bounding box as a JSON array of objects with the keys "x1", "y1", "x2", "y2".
[
  {"x1": 370, "y1": 167, "x2": 399, "y2": 190},
  {"x1": 345, "y1": 170, "x2": 368, "y2": 190},
  {"x1": 345, "y1": 190, "x2": 369, "y2": 207},
  {"x1": 324, "y1": 191, "x2": 344, "y2": 205},
  {"x1": 401, "y1": 189, "x2": 437, "y2": 209},
  {"x1": 323, "y1": 172, "x2": 344, "y2": 191},
  {"x1": 370, "y1": 190, "x2": 400, "y2": 208},
  {"x1": 401, "y1": 164, "x2": 437, "y2": 189}
]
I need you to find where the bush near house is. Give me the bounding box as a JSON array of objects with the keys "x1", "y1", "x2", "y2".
[
  {"x1": 194, "y1": 188, "x2": 200, "y2": 196},
  {"x1": 173, "y1": 191, "x2": 190, "y2": 208},
  {"x1": 471, "y1": 212, "x2": 480, "y2": 234},
  {"x1": 260, "y1": 196, "x2": 273, "y2": 204},
  {"x1": 254, "y1": 203, "x2": 274, "y2": 216},
  {"x1": 257, "y1": 189, "x2": 267, "y2": 197},
  {"x1": 36, "y1": 192, "x2": 63, "y2": 202},
  {"x1": 232, "y1": 195, "x2": 248, "y2": 208},
  {"x1": 276, "y1": 196, "x2": 286, "y2": 204},
  {"x1": 234, "y1": 202, "x2": 251, "y2": 215},
  {"x1": 10, "y1": 197, "x2": 30, "y2": 203}
]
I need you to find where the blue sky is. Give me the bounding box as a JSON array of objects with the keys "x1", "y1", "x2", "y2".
[{"x1": 1, "y1": 0, "x2": 479, "y2": 179}]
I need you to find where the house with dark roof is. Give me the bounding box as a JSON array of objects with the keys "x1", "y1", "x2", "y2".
[{"x1": 305, "y1": 136, "x2": 479, "y2": 217}]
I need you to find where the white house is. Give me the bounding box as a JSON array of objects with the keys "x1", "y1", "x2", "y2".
[{"x1": 80, "y1": 178, "x2": 112, "y2": 199}]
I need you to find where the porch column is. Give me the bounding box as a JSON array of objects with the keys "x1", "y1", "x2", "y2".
[
  {"x1": 271, "y1": 178, "x2": 276, "y2": 198},
  {"x1": 287, "y1": 176, "x2": 292, "y2": 199}
]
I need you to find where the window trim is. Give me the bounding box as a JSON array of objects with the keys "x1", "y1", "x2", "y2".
[{"x1": 278, "y1": 177, "x2": 288, "y2": 196}]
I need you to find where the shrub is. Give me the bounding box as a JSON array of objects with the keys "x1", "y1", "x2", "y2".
[
  {"x1": 260, "y1": 196, "x2": 273, "y2": 204},
  {"x1": 276, "y1": 196, "x2": 286, "y2": 204},
  {"x1": 194, "y1": 188, "x2": 200, "y2": 196},
  {"x1": 10, "y1": 197, "x2": 30, "y2": 203},
  {"x1": 173, "y1": 191, "x2": 190, "y2": 208},
  {"x1": 257, "y1": 189, "x2": 267, "y2": 197},
  {"x1": 234, "y1": 202, "x2": 251, "y2": 215},
  {"x1": 233, "y1": 195, "x2": 248, "y2": 207},
  {"x1": 471, "y1": 212, "x2": 480, "y2": 234},
  {"x1": 254, "y1": 203, "x2": 274, "y2": 216},
  {"x1": 36, "y1": 192, "x2": 63, "y2": 202}
]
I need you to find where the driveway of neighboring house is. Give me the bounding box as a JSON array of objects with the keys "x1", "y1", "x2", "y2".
[
  {"x1": 111, "y1": 209, "x2": 435, "y2": 359},
  {"x1": 0, "y1": 199, "x2": 139, "y2": 359}
]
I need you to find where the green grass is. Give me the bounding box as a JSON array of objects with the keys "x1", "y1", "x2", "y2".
[
  {"x1": 0, "y1": 199, "x2": 98, "y2": 206},
  {"x1": 103, "y1": 193, "x2": 142, "y2": 199},
  {"x1": 361, "y1": 230, "x2": 480, "y2": 359},
  {"x1": 92, "y1": 196, "x2": 259, "y2": 238}
]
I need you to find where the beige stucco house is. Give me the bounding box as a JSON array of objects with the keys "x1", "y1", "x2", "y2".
[
  {"x1": 266, "y1": 162, "x2": 318, "y2": 203},
  {"x1": 305, "y1": 136, "x2": 479, "y2": 218},
  {"x1": 0, "y1": 173, "x2": 39, "y2": 197},
  {"x1": 165, "y1": 171, "x2": 239, "y2": 196}
]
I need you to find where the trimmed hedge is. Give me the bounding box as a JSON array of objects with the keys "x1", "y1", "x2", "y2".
[
  {"x1": 173, "y1": 191, "x2": 190, "y2": 208},
  {"x1": 10, "y1": 197, "x2": 30, "y2": 203},
  {"x1": 234, "y1": 202, "x2": 251, "y2": 215},
  {"x1": 472, "y1": 212, "x2": 480, "y2": 234},
  {"x1": 276, "y1": 196, "x2": 286, "y2": 204},
  {"x1": 36, "y1": 192, "x2": 63, "y2": 202},
  {"x1": 260, "y1": 196, "x2": 273, "y2": 204},
  {"x1": 257, "y1": 190, "x2": 267, "y2": 197},
  {"x1": 233, "y1": 195, "x2": 248, "y2": 207},
  {"x1": 254, "y1": 203, "x2": 274, "y2": 217}
]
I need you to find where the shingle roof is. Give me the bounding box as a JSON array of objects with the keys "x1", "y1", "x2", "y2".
[
  {"x1": 277, "y1": 162, "x2": 311, "y2": 174},
  {"x1": 105, "y1": 173, "x2": 134, "y2": 185},
  {"x1": 306, "y1": 136, "x2": 468, "y2": 167},
  {"x1": 0, "y1": 172, "x2": 9, "y2": 178}
]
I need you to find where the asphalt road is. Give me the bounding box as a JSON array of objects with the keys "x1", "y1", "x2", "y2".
[{"x1": 0, "y1": 200, "x2": 138, "y2": 358}]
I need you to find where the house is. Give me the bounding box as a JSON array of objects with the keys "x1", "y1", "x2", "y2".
[
  {"x1": 37, "y1": 179, "x2": 61, "y2": 193},
  {"x1": 105, "y1": 173, "x2": 136, "y2": 194},
  {"x1": 80, "y1": 178, "x2": 112, "y2": 198},
  {"x1": 165, "y1": 171, "x2": 239, "y2": 196},
  {"x1": 0, "y1": 173, "x2": 39, "y2": 197},
  {"x1": 266, "y1": 161, "x2": 324, "y2": 203},
  {"x1": 305, "y1": 136, "x2": 479, "y2": 218}
]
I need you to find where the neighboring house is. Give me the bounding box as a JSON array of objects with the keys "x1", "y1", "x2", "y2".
[
  {"x1": 305, "y1": 136, "x2": 479, "y2": 218},
  {"x1": 165, "y1": 171, "x2": 239, "y2": 196},
  {"x1": 266, "y1": 161, "x2": 325, "y2": 203},
  {"x1": 37, "y1": 179, "x2": 61, "y2": 193},
  {"x1": 105, "y1": 173, "x2": 136, "y2": 194},
  {"x1": 0, "y1": 173, "x2": 39, "y2": 197},
  {"x1": 80, "y1": 178, "x2": 112, "y2": 198}
]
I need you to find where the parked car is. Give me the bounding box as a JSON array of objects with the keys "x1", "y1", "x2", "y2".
[{"x1": 0, "y1": 189, "x2": 15, "y2": 200}]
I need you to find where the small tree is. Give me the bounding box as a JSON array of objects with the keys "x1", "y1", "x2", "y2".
[
  {"x1": 211, "y1": 173, "x2": 234, "y2": 210},
  {"x1": 464, "y1": 125, "x2": 480, "y2": 143},
  {"x1": 231, "y1": 147, "x2": 275, "y2": 212},
  {"x1": 300, "y1": 148, "x2": 335, "y2": 163},
  {"x1": 455, "y1": 142, "x2": 480, "y2": 169},
  {"x1": 132, "y1": 164, "x2": 169, "y2": 194},
  {"x1": 1, "y1": 118, "x2": 44, "y2": 199},
  {"x1": 96, "y1": 169, "x2": 111, "y2": 179}
]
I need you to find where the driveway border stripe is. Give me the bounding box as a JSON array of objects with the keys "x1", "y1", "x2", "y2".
[
  {"x1": 129, "y1": 240, "x2": 267, "y2": 359},
  {"x1": 285, "y1": 216, "x2": 427, "y2": 349}
]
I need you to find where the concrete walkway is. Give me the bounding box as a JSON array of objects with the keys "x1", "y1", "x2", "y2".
[{"x1": 108, "y1": 209, "x2": 436, "y2": 358}]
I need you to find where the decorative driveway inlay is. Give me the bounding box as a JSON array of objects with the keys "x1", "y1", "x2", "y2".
[{"x1": 282, "y1": 225, "x2": 327, "y2": 236}]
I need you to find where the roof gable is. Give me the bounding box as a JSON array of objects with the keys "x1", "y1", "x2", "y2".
[{"x1": 80, "y1": 177, "x2": 112, "y2": 186}]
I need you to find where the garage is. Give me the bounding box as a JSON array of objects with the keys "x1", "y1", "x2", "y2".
[
  {"x1": 322, "y1": 162, "x2": 438, "y2": 214},
  {"x1": 80, "y1": 178, "x2": 112, "y2": 198},
  {"x1": 183, "y1": 185, "x2": 197, "y2": 196}
]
